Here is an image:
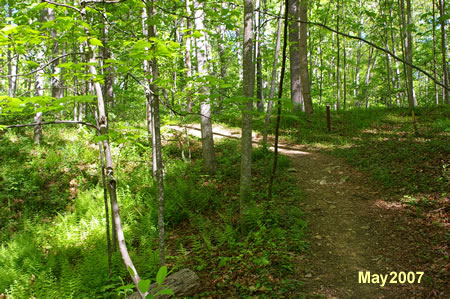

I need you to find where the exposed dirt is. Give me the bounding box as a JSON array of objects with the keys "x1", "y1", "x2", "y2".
[
  {"x1": 171, "y1": 125, "x2": 449, "y2": 298},
  {"x1": 284, "y1": 148, "x2": 448, "y2": 298}
]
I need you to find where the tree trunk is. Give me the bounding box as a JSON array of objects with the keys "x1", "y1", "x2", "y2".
[
  {"x1": 216, "y1": 3, "x2": 227, "y2": 113},
  {"x1": 194, "y1": 0, "x2": 216, "y2": 175},
  {"x1": 432, "y1": 0, "x2": 439, "y2": 104},
  {"x1": 438, "y1": 0, "x2": 449, "y2": 104},
  {"x1": 299, "y1": 0, "x2": 313, "y2": 114},
  {"x1": 33, "y1": 67, "x2": 44, "y2": 144},
  {"x1": 184, "y1": 0, "x2": 193, "y2": 112},
  {"x1": 240, "y1": 0, "x2": 255, "y2": 234},
  {"x1": 402, "y1": 0, "x2": 417, "y2": 109},
  {"x1": 389, "y1": 3, "x2": 402, "y2": 105},
  {"x1": 7, "y1": 6, "x2": 17, "y2": 98},
  {"x1": 74, "y1": 2, "x2": 144, "y2": 296},
  {"x1": 342, "y1": 0, "x2": 347, "y2": 109},
  {"x1": 288, "y1": 0, "x2": 303, "y2": 111},
  {"x1": 255, "y1": 0, "x2": 264, "y2": 112},
  {"x1": 336, "y1": 0, "x2": 341, "y2": 110},
  {"x1": 145, "y1": 1, "x2": 166, "y2": 267},
  {"x1": 381, "y1": 0, "x2": 392, "y2": 107},
  {"x1": 263, "y1": 2, "x2": 283, "y2": 145}
]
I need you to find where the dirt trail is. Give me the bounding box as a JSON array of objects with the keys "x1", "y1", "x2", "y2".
[{"x1": 169, "y1": 124, "x2": 447, "y2": 298}]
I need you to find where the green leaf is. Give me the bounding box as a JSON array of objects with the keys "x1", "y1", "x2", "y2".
[
  {"x1": 89, "y1": 38, "x2": 103, "y2": 47},
  {"x1": 155, "y1": 289, "x2": 174, "y2": 296},
  {"x1": 93, "y1": 135, "x2": 108, "y2": 142},
  {"x1": 128, "y1": 266, "x2": 136, "y2": 278},
  {"x1": 58, "y1": 62, "x2": 74, "y2": 69},
  {"x1": 1, "y1": 25, "x2": 18, "y2": 34},
  {"x1": 192, "y1": 30, "x2": 203, "y2": 38},
  {"x1": 138, "y1": 279, "x2": 151, "y2": 294},
  {"x1": 156, "y1": 266, "x2": 168, "y2": 285},
  {"x1": 116, "y1": 284, "x2": 135, "y2": 291},
  {"x1": 78, "y1": 36, "x2": 88, "y2": 44}
]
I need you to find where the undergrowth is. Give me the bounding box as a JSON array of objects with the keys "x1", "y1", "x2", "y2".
[{"x1": 0, "y1": 120, "x2": 306, "y2": 297}]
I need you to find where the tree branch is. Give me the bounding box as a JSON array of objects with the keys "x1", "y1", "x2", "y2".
[
  {"x1": 0, "y1": 53, "x2": 83, "y2": 78},
  {"x1": 82, "y1": 0, "x2": 127, "y2": 3},
  {"x1": 5, "y1": 120, "x2": 99, "y2": 131},
  {"x1": 41, "y1": 0, "x2": 82, "y2": 13}
]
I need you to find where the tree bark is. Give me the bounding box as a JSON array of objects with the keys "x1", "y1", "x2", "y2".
[
  {"x1": 240, "y1": 0, "x2": 255, "y2": 234},
  {"x1": 145, "y1": 1, "x2": 166, "y2": 267},
  {"x1": 402, "y1": 0, "x2": 417, "y2": 109},
  {"x1": 33, "y1": 67, "x2": 44, "y2": 144},
  {"x1": 381, "y1": 0, "x2": 392, "y2": 107},
  {"x1": 255, "y1": 0, "x2": 264, "y2": 112},
  {"x1": 7, "y1": 5, "x2": 17, "y2": 98},
  {"x1": 438, "y1": 0, "x2": 449, "y2": 104},
  {"x1": 299, "y1": 0, "x2": 313, "y2": 114},
  {"x1": 336, "y1": 0, "x2": 341, "y2": 110},
  {"x1": 288, "y1": 0, "x2": 303, "y2": 111},
  {"x1": 194, "y1": 0, "x2": 216, "y2": 175},
  {"x1": 263, "y1": 2, "x2": 283, "y2": 145},
  {"x1": 184, "y1": 0, "x2": 193, "y2": 112},
  {"x1": 432, "y1": 0, "x2": 439, "y2": 104}
]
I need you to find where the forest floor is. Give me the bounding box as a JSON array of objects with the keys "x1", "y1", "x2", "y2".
[{"x1": 170, "y1": 123, "x2": 449, "y2": 298}]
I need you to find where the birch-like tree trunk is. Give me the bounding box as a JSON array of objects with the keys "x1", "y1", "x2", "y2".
[
  {"x1": 33, "y1": 67, "x2": 44, "y2": 144},
  {"x1": 381, "y1": 0, "x2": 392, "y2": 107},
  {"x1": 7, "y1": 5, "x2": 17, "y2": 98},
  {"x1": 184, "y1": 0, "x2": 193, "y2": 112},
  {"x1": 148, "y1": 1, "x2": 166, "y2": 267},
  {"x1": 194, "y1": 0, "x2": 216, "y2": 175},
  {"x1": 240, "y1": 0, "x2": 255, "y2": 234},
  {"x1": 263, "y1": 2, "x2": 283, "y2": 145},
  {"x1": 389, "y1": 3, "x2": 402, "y2": 105}
]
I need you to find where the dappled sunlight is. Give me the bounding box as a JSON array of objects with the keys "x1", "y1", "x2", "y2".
[
  {"x1": 273, "y1": 146, "x2": 310, "y2": 156},
  {"x1": 374, "y1": 199, "x2": 407, "y2": 210}
]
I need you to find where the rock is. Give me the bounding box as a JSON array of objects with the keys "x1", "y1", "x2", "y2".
[
  {"x1": 128, "y1": 268, "x2": 200, "y2": 298},
  {"x1": 287, "y1": 167, "x2": 298, "y2": 172}
]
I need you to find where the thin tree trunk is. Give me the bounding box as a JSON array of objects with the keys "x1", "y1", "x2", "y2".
[
  {"x1": 7, "y1": 6, "x2": 17, "y2": 98},
  {"x1": 255, "y1": 0, "x2": 264, "y2": 112},
  {"x1": 432, "y1": 0, "x2": 439, "y2": 104},
  {"x1": 299, "y1": 0, "x2": 313, "y2": 114},
  {"x1": 185, "y1": 0, "x2": 193, "y2": 112},
  {"x1": 401, "y1": 0, "x2": 417, "y2": 109},
  {"x1": 69, "y1": 2, "x2": 144, "y2": 295},
  {"x1": 263, "y1": 2, "x2": 283, "y2": 145},
  {"x1": 342, "y1": 0, "x2": 347, "y2": 109},
  {"x1": 240, "y1": 0, "x2": 255, "y2": 234},
  {"x1": 34, "y1": 67, "x2": 44, "y2": 144},
  {"x1": 336, "y1": 0, "x2": 340, "y2": 110},
  {"x1": 194, "y1": 0, "x2": 216, "y2": 175},
  {"x1": 381, "y1": 0, "x2": 392, "y2": 107},
  {"x1": 216, "y1": 4, "x2": 227, "y2": 113},
  {"x1": 288, "y1": 0, "x2": 303, "y2": 111},
  {"x1": 268, "y1": 0, "x2": 288, "y2": 200},
  {"x1": 438, "y1": 0, "x2": 449, "y2": 104},
  {"x1": 389, "y1": 3, "x2": 401, "y2": 105},
  {"x1": 147, "y1": 1, "x2": 166, "y2": 267}
]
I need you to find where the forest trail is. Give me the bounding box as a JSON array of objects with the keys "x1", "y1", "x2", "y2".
[{"x1": 168, "y1": 124, "x2": 447, "y2": 298}]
